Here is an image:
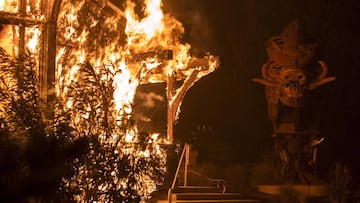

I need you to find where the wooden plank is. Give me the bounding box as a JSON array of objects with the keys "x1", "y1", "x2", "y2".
[
  {"x1": 127, "y1": 50, "x2": 173, "y2": 63},
  {"x1": 0, "y1": 12, "x2": 46, "y2": 25}
]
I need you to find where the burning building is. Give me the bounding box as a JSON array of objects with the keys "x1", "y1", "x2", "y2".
[
  {"x1": 0, "y1": 0, "x2": 219, "y2": 201},
  {"x1": 0, "y1": 0, "x2": 219, "y2": 142}
]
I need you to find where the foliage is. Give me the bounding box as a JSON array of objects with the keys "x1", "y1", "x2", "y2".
[
  {"x1": 0, "y1": 48, "x2": 86, "y2": 201},
  {"x1": 0, "y1": 48, "x2": 43, "y2": 145},
  {"x1": 59, "y1": 62, "x2": 166, "y2": 202},
  {"x1": 64, "y1": 61, "x2": 119, "y2": 138},
  {"x1": 329, "y1": 162, "x2": 352, "y2": 203},
  {"x1": 56, "y1": 0, "x2": 125, "y2": 100},
  {"x1": 0, "y1": 48, "x2": 166, "y2": 202},
  {"x1": 56, "y1": 1, "x2": 168, "y2": 200}
]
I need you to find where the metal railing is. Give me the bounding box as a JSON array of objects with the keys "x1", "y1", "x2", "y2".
[
  {"x1": 183, "y1": 169, "x2": 226, "y2": 193},
  {"x1": 167, "y1": 143, "x2": 227, "y2": 203},
  {"x1": 167, "y1": 143, "x2": 189, "y2": 203}
]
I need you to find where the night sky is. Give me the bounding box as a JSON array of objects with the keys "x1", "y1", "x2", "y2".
[{"x1": 156, "y1": 0, "x2": 360, "y2": 182}]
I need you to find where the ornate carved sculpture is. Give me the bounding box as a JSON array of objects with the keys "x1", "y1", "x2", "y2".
[
  {"x1": 253, "y1": 20, "x2": 335, "y2": 122},
  {"x1": 253, "y1": 20, "x2": 335, "y2": 181}
]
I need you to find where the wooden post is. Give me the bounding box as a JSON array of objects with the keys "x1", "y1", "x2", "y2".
[
  {"x1": 19, "y1": 0, "x2": 26, "y2": 57},
  {"x1": 166, "y1": 73, "x2": 175, "y2": 143},
  {"x1": 165, "y1": 58, "x2": 218, "y2": 143},
  {"x1": 42, "y1": 0, "x2": 58, "y2": 119},
  {"x1": 184, "y1": 144, "x2": 190, "y2": 187}
]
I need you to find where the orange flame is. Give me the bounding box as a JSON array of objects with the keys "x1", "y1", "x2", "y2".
[
  {"x1": 0, "y1": 0, "x2": 43, "y2": 58},
  {"x1": 56, "y1": 0, "x2": 219, "y2": 141},
  {"x1": 56, "y1": 0, "x2": 192, "y2": 121},
  {"x1": 0, "y1": 0, "x2": 18, "y2": 13},
  {"x1": 124, "y1": 0, "x2": 191, "y2": 72}
]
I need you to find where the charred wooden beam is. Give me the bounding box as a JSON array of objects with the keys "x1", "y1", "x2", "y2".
[
  {"x1": 127, "y1": 50, "x2": 173, "y2": 63},
  {"x1": 166, "y1": 56, "x2": 219, "y2": 142},
  {"x1": 0, "y1": 12, "x2": 46, "y2": 26},
  {"x1": 186, "y1": 57, "x2": 219, "y2": 70},
  {"x1": 137, "y1": 56, "x2": 219, "y2": 84},
  {"x1": 106, "y1": 0, "x2": 126, "y2": 17}
]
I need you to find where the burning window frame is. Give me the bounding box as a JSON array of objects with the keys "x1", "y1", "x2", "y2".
[{"x1": 0, "y1": 0, "x2": 51, "y2": 101}]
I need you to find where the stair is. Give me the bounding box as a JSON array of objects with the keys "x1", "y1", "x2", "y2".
[
  {"x1": 167, "y1": 186, "x2": 260, "y2": 203},
  {"x1": 152, "y1": 144, "x2": 260, "y2": 203}
]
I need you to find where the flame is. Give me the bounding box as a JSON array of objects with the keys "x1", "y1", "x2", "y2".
[
  {"x1": 26, "y1": 26, "x2": 41, "y2": 54},
  {"x1": 0, "y1": 0, "x2": 218, "y2": 199},
  {"x1": 26, "y1": 0, "x2": 41, "y2": 16},
  {"x1": 112, "y1": 60, "x2": 138, "y2": 115},
  {"x1": 55, "y1": 1, "x2": 172, "y2": 200},
  {"x1": 0, "y1": 0, "x2": 43, "y2": 61},
  {"x1": 0, "y1": 0, "x2": 18, "y2": 13},
  {"x1": 0, "y1": 25, "x2": 16, "y2": 56},
  {"x1": 57, "y1": 0, "x2": 216, "y2": 166},
  {"x1": 0, "y1": 0, "x2": 220, "y2": 201},
  {"x1": 0, "y1": 0, "x2": 44, "y2": 121},
  {"x1": 55, "y1": 0, "x2": 210, "y2": 123},
  {"x1": 124, "y1": 0, "x2": 191, "y2": 73},
  {"x1": 125, "y1": 0, "x2": 164, "y2": 48}
]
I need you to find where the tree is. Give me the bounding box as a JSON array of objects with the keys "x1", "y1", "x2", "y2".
[
  {"x1": 0, "y1": 48, "x2": 86, "y2": 201},
  {"x1": 58, "y1": 62, "x2": 166, "y2": 202}
]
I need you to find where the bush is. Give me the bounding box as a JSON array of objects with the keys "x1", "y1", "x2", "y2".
[
  {"x1": 0, "y1": 48, "x2": 86, "y2": 201},
  {"x1": 0, "y1": 49, "x2": 166, "y2": 202}
]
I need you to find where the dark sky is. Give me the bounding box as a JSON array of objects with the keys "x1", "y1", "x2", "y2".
[{"x1": 158, "y1": 0, "x2": 360, "y2": 182}]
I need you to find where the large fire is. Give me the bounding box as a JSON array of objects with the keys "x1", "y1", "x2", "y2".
[
  {"x1": 1, "y1": 0, "x2": 218, "y2": 201},
  {"x1": 56, "y1": 0, "x2": 218, "y2": 140}
]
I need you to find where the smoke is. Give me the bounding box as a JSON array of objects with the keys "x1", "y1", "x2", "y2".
[
  {"x1": 188, "y1": 9, "x2": 214, "y2": 56},
  {"x1": 135, "y1": 112, "x2": 152, "y2": 122},
  {"x1": 133, "y1": 90, "x2": 166, "y2": 133},
  {"x1": 163, "y1": 0, "x2": 216, "y2": 57},
  {"x1": 136, "y1": 91, "x2": 164, "y2": 109}
]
